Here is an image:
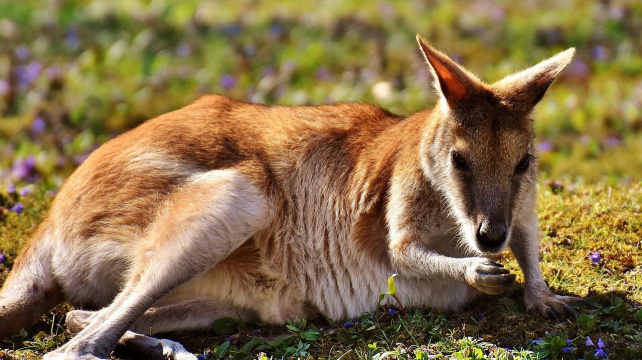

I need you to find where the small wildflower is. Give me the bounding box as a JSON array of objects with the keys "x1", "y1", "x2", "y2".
[
  {"x1": 388, "y1": 308, "x2": 398, "y2": 316},
  {"x1": 589, "y1": 251, "x2": 601, "y2": 263},
  {"x1": 343, "y1": 320, "x2": 355, "y2": 328},
  {"x1": 597, "y1": 338, "x2": 605, "y2": 348},
  {"x1": 176, "y1": 43, "x2": 191, "y2": 57},
  {"x1": 10, "y1": 203, "x2": 25, "y2": 213},
  {"x1": 533, "y1": 339, "x2": 545, "y2": 345},
  {"x1": 0, "y1": 253, "x2": 5, "y2": 264},
  {"x1": 65, "y1": 27, "x2": 79, "y2": 48},
  {"x1": 567, "y1": 339, "x2": 572, "y2": 345},
  {"x1": 16, "y1": 45, "x2": 29, "y2": 61},
  {"x1": 478, "y1": 311, "x2": 485, "y2": 320},
  {"x1": 253, "y1": 329, "x2": 261, "y2": 334},
  {"x1": 595, "y1": 348, "x2": 607, "y2": 358},
  {"x1": 538, "y1": 140, "x2": 552, "y2": 152},
  {"x1": 20, "y1": 186, "x2": 32, "y2": 196},
  {"x1": 0, "y1": 79, "x2": 10, "y2": 96},
  {"x1": 11, "y1": 155, "x2": 38, "y2": 182},
  {"x1": 196, "y1": 355, "x2": 207, "y2": 360},
  {"x1": 7, "y1": 184, "x2": 16, "y2": 194},
  {"x1": 74, "y1": 154, "x2": 89, "y2": 166},
  {"x1": 32, "y1": 116, "x2": 46, "y2": 133},
  {"x1": 220, "y1": 75, "x2": 236, "y2": 90},
  {"x1": 586, "y1": 336, "x2": 594, "y2": 346},
  {"x1": 562, "y1": 346, "x2": 573, "y2": 353}
]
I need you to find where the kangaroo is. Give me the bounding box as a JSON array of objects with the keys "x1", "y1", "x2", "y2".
[{"x1": 0, "y1": 35, "x2": 580, "y2": 360}]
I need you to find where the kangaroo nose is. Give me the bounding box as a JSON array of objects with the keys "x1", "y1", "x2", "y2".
[{"x1": 476, "y1": 221, "x2": 507, "y2": 251}]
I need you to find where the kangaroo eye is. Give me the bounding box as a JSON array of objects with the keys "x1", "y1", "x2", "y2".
[
  {"x1": 515, "y1": 154, "x2": 532, "y2": 174},
  {"x1": 451, "y1": 151, "x2": 470, "y2": 172}
]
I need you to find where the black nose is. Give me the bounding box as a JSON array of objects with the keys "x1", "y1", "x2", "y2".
[{"x1": 476, "y1": 221, "x2": 507, "y2": 250}]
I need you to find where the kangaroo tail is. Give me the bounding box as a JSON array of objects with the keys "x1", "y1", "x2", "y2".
[{"x1": 0, "y1": 227, "x2": 63, "y2": 339}]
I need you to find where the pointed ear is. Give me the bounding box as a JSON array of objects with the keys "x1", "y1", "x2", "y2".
[
  {"x1": 416, "y1": 34, "x2": 481, "y2": 107},
  {"x1": 493, "y1": 48, "x2": 575, "y2": 108}
]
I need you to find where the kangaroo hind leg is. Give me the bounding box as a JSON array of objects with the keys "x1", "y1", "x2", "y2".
[{"x1": 44, "y1": 169, "x2": 271, "y2": 360}]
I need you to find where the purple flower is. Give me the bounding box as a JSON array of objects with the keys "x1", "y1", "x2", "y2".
[
  {"x1": 568, "y1": 59, "x2": 589, "y2": 79},
  {"x1": 0, "y1": 79, "x2": 10, "y2": 96},
  {"x1": 253, "y1": 329, "x2": 261, "y2": 334},
  {"x1": 538, "y1": 140, "x2": 552, "y2": 153},
  {"x1": 10, "y1": 203, "x2": 25, "y2": 213},
  {"x1": 388, "y1": 308, "x2": 398, "y2": 316},
  {"x1": 12, "y1": 156, "x2": 38, "y2": 181},
  {"x1": 45, "y1": 66, "x2": 61, "y2": 81},
  {"x1": 562, "y1": 346, "x2": 573, "y2": 353},
  {"x1": 592, "y1": 46, "x2": 606, "y2": 61},
  {"x1": 0, "y1": 253, "x2": 5, "y2": 263},
  {"x1": 597, "y1": 338, "x2": 605, "y2": 348},
  {"x1": 343, "y1": 321, "x2": 355, "y2": 328},
  {"x1": 586, "y1": 336, "x2": 594, "y2": 346},
  {"x1": 220, "y1": 75, "x2": 236, "y2": 90},
  {"x1": 16, "y1": 61, "x2": 42, "y2": 88},
  {"x1": 196, "y1": 355, "x2": 207, "y2": 360},
  {"x1": 315, "y1": 67, "x2": 331, "y2": 81},
  {"x1": 589, "y1": 251, "x2": 601, "y2": 263},
  {"x1": 604, "y1": 136, "x2": 621, "y2": 148},
  {"x1": 7, "y1": 184, "x2": 16, "y2": 194},
  {"x1": 567, "y1": 339, "x2": 572, "y2": 345},
  {"x1": 176, "y1": 43, "x2": 191, "y2": 57},
  {"x1": 595, "y1": 348, "x2": 607, "y2": 358},
  {"x1": 269, "y1": 24, "x2": 284, "y2": 39},
  {"x1": 66, "y1": 27, "x2": 79, "y2": 48},
  {"x1": 478, "y1": 311, "x2": 485, "y2": 320},
  {"x1": 74, "y1": 154, "x2": 89, "y2": 166},
  {"x1": 32, "y1": 116, "x2": 46, "y2": 133},
  {"x1": 19, "y1": 187, "x2": 32, "y2": 196},
  {"x1": 15, "y1": 45, "x2": 29, "y2": 61}
]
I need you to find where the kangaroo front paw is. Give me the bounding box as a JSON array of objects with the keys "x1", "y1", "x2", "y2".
[{"x1": 465, "y1": 258, "x2": 516, "y2": 295}]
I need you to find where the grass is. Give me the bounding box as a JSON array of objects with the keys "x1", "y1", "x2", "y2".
[
  {"x1": 1, "y1": 0, "x2": 641, "y2": 359},
  {"x1": 1, "y1": 181, "x2": 640, "y2": 359}
]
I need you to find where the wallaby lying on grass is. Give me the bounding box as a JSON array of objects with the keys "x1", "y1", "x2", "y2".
[{"x1": 0, "y1": 35, "x2": 582, "y2": 359}]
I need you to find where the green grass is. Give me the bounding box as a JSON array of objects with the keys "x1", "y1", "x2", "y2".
[
  {"x1": 1, "y1": 182, "x2": 640, "y2": 359},
  {"x1": 1, "y1": 0, "x2": 641, "y2": 359}
]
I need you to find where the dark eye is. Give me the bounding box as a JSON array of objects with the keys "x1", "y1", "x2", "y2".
[
  {"x1": 515, "y1": 155, "x2": 532, "y2": 174},
  {"x1": 451, "y1": 151, "x2": 470, "y2": 172}
]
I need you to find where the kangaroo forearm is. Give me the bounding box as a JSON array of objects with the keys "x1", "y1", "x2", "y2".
[
  {"x1": 390, "y1": 241, "x2": 468, "y2": 280},
  {"x1": 510, "y1": 226, "x2": 547, "y2": 291}
]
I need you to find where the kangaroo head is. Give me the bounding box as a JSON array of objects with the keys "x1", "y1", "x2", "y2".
[{"x1": 416, "y1": 35, "x2": 575, "y2": 254}]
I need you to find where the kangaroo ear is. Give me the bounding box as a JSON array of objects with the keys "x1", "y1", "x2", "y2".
[
  {"x1": 416, "y1": 34, "x2": 481, "y2": 107},
  {"x1": 493, "y1": 48, "x2": 575, "y2": 108}
]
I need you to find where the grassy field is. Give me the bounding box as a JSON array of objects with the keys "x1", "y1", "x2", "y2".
[{"x1": 1, "y1": 1, "x2": 641, "y2": 359}]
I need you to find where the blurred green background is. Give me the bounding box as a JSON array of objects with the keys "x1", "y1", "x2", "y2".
[{"x1": 1, "y1": 0, "x2": 641, "y2": 189}]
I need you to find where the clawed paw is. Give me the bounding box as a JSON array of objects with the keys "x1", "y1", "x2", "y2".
[
  {"x1": 466, "y1": 258, "x2": 516, "y2": 295},
  {"x1": 526, "y1": 291, "x2": 592, "y2": 323}
]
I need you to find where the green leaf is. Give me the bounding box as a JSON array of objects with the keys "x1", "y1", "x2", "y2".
[
  {"x1": 211, "y1": 317, "x2": 241, "y2": 336},
  {"x1": 387, "y1": 273, "x2": 397, "y2": 295},
  {"x1": 268, "y1": 335, "x2": 294, "y2": 348},
  {"x1": 578, "y1": 313, "x2": 598, "y2": 333},
  {"x1": 377, "y1": 274, "x2": 398, "y2": 307},
  {"x1": 301, "y1": 328, "x2": 320, "y2": 341},
  {"x1": 215, "y1": 341, "x2": 230, "y2": 356}
]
